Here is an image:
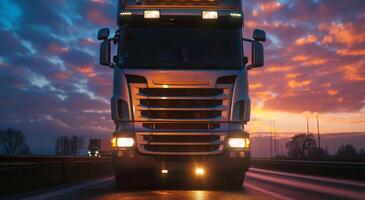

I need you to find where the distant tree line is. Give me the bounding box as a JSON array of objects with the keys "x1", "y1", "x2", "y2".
[
  {"x1": 55, "y1": 135, "x2": 85, "y2": 156},
  {"x1": 0, "y1": 128, "x2": 31, "y2": 155},
  {"x1": 284, "y1": 133, "x2": 365, "y2": 161}
]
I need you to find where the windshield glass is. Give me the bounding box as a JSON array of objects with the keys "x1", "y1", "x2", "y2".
[{"x1": 121, "y1": 28, "x2": 243, "y2": 69}]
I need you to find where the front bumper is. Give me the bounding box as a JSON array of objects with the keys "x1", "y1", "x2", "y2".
[{"x1": 112, "y1": 149, "x2": 250, "y2": 177}]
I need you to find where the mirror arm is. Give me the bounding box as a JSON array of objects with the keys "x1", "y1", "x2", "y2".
[{"x1": 243, "y1": 38, "x2": 254, "y2": 70}]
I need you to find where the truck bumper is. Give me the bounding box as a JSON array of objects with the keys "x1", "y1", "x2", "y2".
[{"x1": 112, "y1": 149, "x2": 250, "y2": 178}]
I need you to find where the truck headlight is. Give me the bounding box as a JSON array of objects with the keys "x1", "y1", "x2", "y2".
[
  {"x1": 116, "y1": 137, "x2": 134, "y2": 147},
  {"x1": 228, "y1": 138, "x2": 250, "y2": 149}
]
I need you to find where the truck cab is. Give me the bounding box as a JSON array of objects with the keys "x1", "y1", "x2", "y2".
[{"x1": 98, "y1": 0, "x2": 265, "y2": 188}]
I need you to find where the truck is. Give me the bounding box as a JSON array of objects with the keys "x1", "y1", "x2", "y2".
[
  {"x1": 88, "y1": 139, "x2": 112, "y2": 157},
  {"x1": 97, "y1": 0, "x2": 265, "y2": 188}
]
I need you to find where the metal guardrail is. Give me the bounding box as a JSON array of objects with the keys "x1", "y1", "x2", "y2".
[
  {"x1": 250, "y1": 158, "x2": 365, "y2": 181},
  {"x1": 0, "y1": 156, "x2": 113, "y2": 196}
]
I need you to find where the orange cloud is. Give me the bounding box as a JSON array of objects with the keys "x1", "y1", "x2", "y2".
[
  {"x1": 336, "y1": 48, "x2": 365, "y2": 56},
  {"x1": 266, "y1": 65, "x2": 293, "y2": 72},
  {"x1": 250, "y1": 83, "x2": 263, "y2": 90},
  {"x1": 259, "y1": 1, "x2": 282, "y2": 12},
  {"x1": 49, "y1": 44, "x2": 69, "y2": 54},
  {"x1": 320, "y1": 22, "x2": 365, "y2": 45},
  {"x1": 341, "y1": 62, "x2": 365, "y2": 81},
  {"x1": 288, "y1": 80, "x2": 311, "y2": 89},
  {"x1": 327, "y1": 89, "x2": 339, "y2": 96},
  {"x1": 295, "y1": 35, "x2": 318, "y2": 46},
  {"x1": 286, "y1": 73, "x2": 301, "y2": 79},
  {"x1": 76, "y1": 65, "x2": 96, "y2": 77},
  {"x1": 87, "y1": 10, "x2": 112, "y2": 25},
  {"x1": 292, "y1": 55, "x2": 327, "y2": 66}
]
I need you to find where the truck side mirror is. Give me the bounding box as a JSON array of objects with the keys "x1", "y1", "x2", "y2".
[
  {"x1": 244, "y1": 29, "x2": 266, "y2": 69},
  {"x1": 99, "y1": 39, "x2": 111, "y2": 66},
  {"x1": 253, "y1": 29, "x2": 266, "y2": 42},
  {"x1": 249, "y1": 41, "x2": 264, "y2": 68},
  {"x1": 98, "y1": 28, "x2": 113, "y2": 67},
  {"x1": 98, "y1": 28, "x2": 110, "y2": 40}
]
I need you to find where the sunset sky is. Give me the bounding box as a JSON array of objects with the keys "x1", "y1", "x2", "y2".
[{"x1": 0, "y1": 0, "x2": 364, "y2": 152}]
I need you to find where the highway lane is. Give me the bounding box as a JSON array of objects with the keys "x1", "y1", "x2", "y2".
[{"x1": 4, "y1": 168, "x2": 365, "y2": 200}]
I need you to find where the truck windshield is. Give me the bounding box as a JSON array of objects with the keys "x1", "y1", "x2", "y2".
[{"x1": 122, "y1": 28, "x2": 243, "y2": 69}]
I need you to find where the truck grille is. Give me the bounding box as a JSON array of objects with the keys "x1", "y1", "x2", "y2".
[{"x1": 130, "y1": 84, "x2": 232, "y2": 155}]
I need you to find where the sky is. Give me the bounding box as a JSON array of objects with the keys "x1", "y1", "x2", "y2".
[{"x1": 0, "y1": 0, "x2": 364, "y2": 153}]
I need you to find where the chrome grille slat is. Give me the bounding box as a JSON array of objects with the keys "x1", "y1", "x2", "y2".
[
  {"x1": 137, "y1": 105, "x2": 227, "y2": 111},
  {"x1": 130, "y1": 84, "x2": 232, "y2": 155}
]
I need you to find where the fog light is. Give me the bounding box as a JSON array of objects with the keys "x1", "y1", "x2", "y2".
[
  {"x1": 239, "y1": 151, "x2": 245, "y2": 158},
  {"x1": 195, "y1": 168, "x2": 205, "y2": 175},
  {"x1": 161, "y1": 169, "x2": 168, "y2": 174},
  {"x1": 128, "y1": 151, "x2": 134, "y2": 158},
  {"x1": 117, "y1": 151, "x2": 124, "y2": 157},
  {"x1": 144, "y1": 10, "x2": 160, "y2": 19},
  {"x1": 116, "y1": 137, "x2": 134, "y2": 147},
  {"x1": 229, "y1": 152, "x2": 236, "y2": 158}
]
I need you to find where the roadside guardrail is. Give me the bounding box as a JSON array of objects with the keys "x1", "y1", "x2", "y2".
[
  {"x1": 0, "y1": 156, "x2": 113, "y2": 195},
  {"x1": 250, "y1": 159, "x2": 365, "y2": 181}
]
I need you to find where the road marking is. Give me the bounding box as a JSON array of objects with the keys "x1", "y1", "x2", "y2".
[
  {"x1": 247, "y1": 171, "x2": 365, "y2": 200},
  {"x1": 244, "y1": 182, "x2": 293, "y2": 200},
  {"x1": 21, "y1": 176, "x2": 114, "y2": 200},
  {"x1": 250, "y1": 168, "x2": 365, "y2": 188}
]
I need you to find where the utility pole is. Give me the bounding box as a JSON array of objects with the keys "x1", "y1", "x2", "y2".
[
  {"x1": 306, "y1": 116, "x2": 310, "y2": 157},
  {"x1": 317, "y1": 115, "x2": 321, "y2": 151},
  {"x1": 274, "y1": 120, "x2": 277, "y2": 158},
  {"x1": 270, "y1": 121, "x2": 273, "y2": 158}
]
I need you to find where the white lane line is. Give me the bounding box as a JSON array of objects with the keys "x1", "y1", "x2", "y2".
[
  {"x1": 246, "y1": 172, "x2": 365, "y2": 200},
  {"x1": 249, "y1": 168, "x2": 365, "y2": 188},
  {"x1": 21, "y1": 176, "x2": 114, "y2": 200},
  {"x1": 244, "y1": 182, "x2": 293, "y2": 200}
]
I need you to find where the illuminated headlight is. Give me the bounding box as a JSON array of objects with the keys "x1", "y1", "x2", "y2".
[
  {"x1": 116, "y1": 137, "x2": 135, "y2": 147},
  {"x1": 228, "y1": 138, "x2": 250, "y2": 149},
  {"x1": 95, "y1": 151, "x2": 99, "y2": 154},
  {"x1": 202, "y1": 11, "x2": 218, "y2": 19},
  {"x1": 144, "y1": 10, "x2": 160, "y2": 19}
]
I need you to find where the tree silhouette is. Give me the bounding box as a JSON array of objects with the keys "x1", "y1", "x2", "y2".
[
  {"x1": 0, "y1": 128, "x2": 31, "y2": 155},
  {"x1": 335, "y1": 144, "x2": 358, "y2": 160},
  {"x1": 55, "y1": 135, "x2": 85, "y2": 155},
  {"x1": 286, "y1": 133, "x2": 316, "y2": 159}
]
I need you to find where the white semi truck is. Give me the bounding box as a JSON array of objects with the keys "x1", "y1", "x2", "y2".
[{"x1": 97, "y1": 0, "x2": 265, "y2": 188}]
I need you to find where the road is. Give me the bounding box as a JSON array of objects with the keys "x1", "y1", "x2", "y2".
[{"x1": 3, "y1": 168, "x2": 365, "y2": 200}]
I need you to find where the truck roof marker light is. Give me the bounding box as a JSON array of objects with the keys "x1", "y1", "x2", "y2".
[
  {"x1": 120, "y1": 12, "x2": 132, "y2": 16},
  {"x1": 144, "y1": 10, "x2": 160, "y2": 19},
  {"x1": 202, "y1": 11, "x2": 218, "y2": 19},
  {"x1": 230, "y1": 13, "x2": 241, "y2": 17},
  {"x1": 161, "y1": 169, "x2": 168, "y2": 174}
]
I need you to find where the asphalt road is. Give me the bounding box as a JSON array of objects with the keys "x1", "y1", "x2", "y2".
[{"x1": 4, "y1": 168, "x2": 365, "y2": 200}]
